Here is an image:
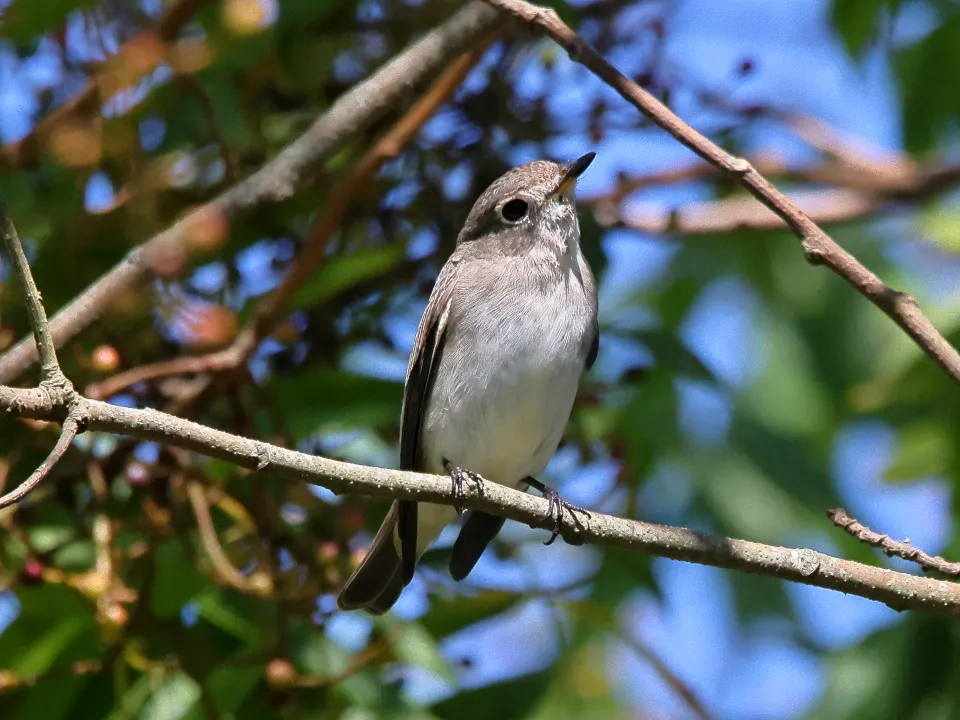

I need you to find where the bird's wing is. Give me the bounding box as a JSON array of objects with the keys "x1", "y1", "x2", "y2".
[
  {"x1": 397, "y1": 258, "x2": 459, "y2": 584},
  {"x1": 586, "y1": 322, "x2": 599, "y2": 371}
]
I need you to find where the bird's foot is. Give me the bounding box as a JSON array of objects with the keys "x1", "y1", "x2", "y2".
[
  {"x1": 525, "y1": 477, "x2": 591, "y2": 546},
  {"x1": 443, "y1": 459, "x2": 485, "y2": 515}
]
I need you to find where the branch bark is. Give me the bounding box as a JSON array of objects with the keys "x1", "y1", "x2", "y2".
[
  {"x1": 0, "y1": 1, "x2": 504, "y2": 385},
  {"x1": 828, "y1": 508, "x2": 960, "y2": 578},
  {"x1": 0, "y1": 382, "x2": 958, "y2": 615},
  {"x1": 483, "y1": 0, "x2": 960, "y2": 389},
  {"x1": 84, "y1": 41, "x2": 495, "y2": 401}
]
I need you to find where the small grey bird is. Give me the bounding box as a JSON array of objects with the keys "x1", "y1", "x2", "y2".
[{"x1": 337, "y1": 153, "x2": 599, "y2": 614}]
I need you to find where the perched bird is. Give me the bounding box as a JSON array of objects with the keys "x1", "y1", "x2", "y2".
[{"x1": 337, "y1": 153, "x2": 599, "y2": 614}]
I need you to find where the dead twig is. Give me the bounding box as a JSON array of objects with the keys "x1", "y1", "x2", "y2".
[{"x1": 828, "y1": 508, "x2": 960, "y2": 579}]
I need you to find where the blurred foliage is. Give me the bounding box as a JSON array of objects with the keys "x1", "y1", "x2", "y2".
[{"x1": 0, "y1": 0, "x2": 957, "y2": 718}]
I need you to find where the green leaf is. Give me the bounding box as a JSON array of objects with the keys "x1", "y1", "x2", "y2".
[
  {"x1": 388, "y1": 622, "x2": 452, "y2": 682},
  {"x1": 195, "y1": 591, "x2": 261, "y2": 643},
  {"x1": 286, "y1": 245, "x2": 407, "y2": 311},
  {"x1": 896, "y1": 14, "x2": 960, "y2": 153},
  {"x1": 152, "y1": 542, "x2": 209, "y2": 618},
  {"x1": 269, "y1": 370, "x2": 402, "y2": 440},
  {"x1": 0, "y1": 0, "x2": 98, "y2": 44},
  {"x1": 432, "y1": 671, "x2": 553, "y2": 720},
  {"x1": 831, "y1": 0, "x2": 901, "y2": 57},
  {"x1": 420, "y1": 591, "x2": 523, "y2": 638},
  {"x1": 638, "y1": 328, "x2": 714, "y2": 382},
  {"x1": 885, "y1": 421, "x2": 954, "y2": 482},
  {"x1": 140, "y1": 674, "x2": 201, "y2": 720}
]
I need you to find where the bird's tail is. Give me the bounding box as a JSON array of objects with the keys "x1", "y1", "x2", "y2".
[{"x1": 337, "y1": 502, "x2": 404, "y2": 615}]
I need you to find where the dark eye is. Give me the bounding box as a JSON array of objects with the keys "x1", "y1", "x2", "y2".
[{"x1": 500, "y1": 199, "x2": 529, "y2": 223}]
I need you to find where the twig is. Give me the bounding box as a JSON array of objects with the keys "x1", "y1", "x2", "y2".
[
  {"x1": 828, "y1": 508, "x2": 960, "y2": 578},
  {"x1": 0, "y1": 195, "x2": 68, "y2": 388},
  {"x1": 0, "y1": 1, "x2": 504, "y2": 385},
  {"x1": 620, "y1": 631, "x2": 716, "y2": 720},
  {"x1": 84, "y1": 41, "x2": 495, "y2": 401},
  {"x1": 483, "y1": 0, "x2": 960, "y2": 389},
  {"x1": 0, "y1": 0, "x2": 212, "y2": 171},
  {"x1": 1, "y1": 383, "x2": 959, "y2": 616},
  {"x1": 0, "y1": 414, "x2": 80, "y2": 510},
  {"x1": 186, "y1": 480, "x2": 255, "y2": 592},
  {"x1": 612, "y1": 188, "x2": 881, "y2": 235}
]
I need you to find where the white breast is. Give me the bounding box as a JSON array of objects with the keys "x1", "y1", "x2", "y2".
[{"x1": 420, "y1": 249, "x2": 595, "y2": 487}]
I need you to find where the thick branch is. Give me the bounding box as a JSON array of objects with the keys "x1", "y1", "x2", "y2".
[
  {"x1": 484, "y1": 0, "x2": 960, "y2": 389},
  {"x1": 1, "y1": 384, "x2": 959, "y2": 616},
  {"x1": 0, "y1": 1, "x2": 504, "y2": 385}
]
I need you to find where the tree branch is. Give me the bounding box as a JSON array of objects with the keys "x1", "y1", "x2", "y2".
[
  {"x1": 0, "y1": 0, "x2": 212, "y2": 172},
  {"x1": 828, "y1": 508, "x2": 960, "y2": 578},
  {"x1": 83, "y1": 40, "x2": 495, "y2": 401},
  {"x1": 0, "y1": 413, "x2": 80, "y2": 510},
  {"x1": 0, "y1": 1, "x2": 505, "y2": 385},
  {"x1": 0, "y1": 383, "x2": 958, "y2": 615},
  {"x1": 483, "y1": 0, "x2": 960, "y2": 389}
]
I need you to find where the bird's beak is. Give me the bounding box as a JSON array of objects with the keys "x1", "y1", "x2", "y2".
[{"x1": 553, "y1": 151, "x2": 597, "y2": 199}]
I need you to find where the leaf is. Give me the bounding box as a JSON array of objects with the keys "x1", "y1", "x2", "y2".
[
  {"x1": 286, "y1": 245, "x2": 407, "y2": 311},
  {"x1": 204, "y1": 665, "x2": 263, "y2": 715},
  {"x1": 896, "y1": 14, "x2": 960, "y2": 154},
  {"x1": 388, "y1": 622, "x2": 452, "y2": 681},
  {"x1": 195, "y1": 591, "x2": 261, "y2": 644},
  {"x1": 831, "y1": 0, "x2": 901, "y2": 57},
  {"x1": 420, "y1": 591, "x2": 523, "y2": 638},
  {"x1": 0, "y1": 0, "x2": 97, "y2": 44},
  {"x1": 269, "y1": 370, "x2": 402, "y2": 440},
  {"x1": 151, "y1": 542, "x2": 209, "y2": 618},
  {"x1": 885, "y1": 421, "x2": 954, "y2": 482},
  {"x1": 638, "y1": 329, "x2": 714, "y2": 382},
  {"x1": 432, "y1": 671, "x2": 553, "y2": 720},
  {"x1": 589, "y1": 547, "x2": 656, "y2": 607},
  {"x1": 140, "y1": 674, "x2": 201, "y2": 720}
]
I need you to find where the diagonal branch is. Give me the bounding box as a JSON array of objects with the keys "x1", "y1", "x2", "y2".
[
  {"x1": 84, "y1": 40, "x2": 496, "y2": 401},
  {"x1": 483, "y1": 0, "x2": 960, "y2": 389},
  {"x1": 828, "y1": 508, "x2": 960, "y2": 578},
  {"x1": 0, "y1": 413, "x2": 80, "y2": 510},
  {"x1": 0, "y1": 194, "x2": 68, "y2": 387},
  {"x1": 0, "y1": 1, "x2": 505, "y2": 385},
  {"x1": 1, "y1": 382, "x2": 959, "y2": 616},
  {"x1": 0, "y1": 0, "x2": 213, "y2": 172}
]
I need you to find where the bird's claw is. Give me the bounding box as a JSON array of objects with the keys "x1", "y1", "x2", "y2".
[
  {"x1": 538, "y1": 485, "x2": 591, "y2": 546},
  {"x1": 443, "y1": 459, "x2": 485, "y2": 515}
]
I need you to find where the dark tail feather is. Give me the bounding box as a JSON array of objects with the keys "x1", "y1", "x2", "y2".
[
  {"x1": 338, "y1": 502, "x2": 402, "y2": 612},
  {"x1": 449, "y1": 510, "x2": 506, "y2": 581},
  {"x1": 367, "y1": 569, "x2": 404, "y2": 615}
]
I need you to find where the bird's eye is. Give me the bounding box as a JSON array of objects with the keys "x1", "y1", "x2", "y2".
[{"x1": 500, "y1": 199, "x2": 529, "y2": 223}]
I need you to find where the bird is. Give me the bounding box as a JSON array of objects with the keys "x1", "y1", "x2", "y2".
[{"x1": 337, "y1": 153, "x2": 599, "y2": 614}]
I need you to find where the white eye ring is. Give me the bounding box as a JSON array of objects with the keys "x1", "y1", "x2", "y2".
[{"x1": 501, "y1": 198, "x2": 529, "y2": 222}]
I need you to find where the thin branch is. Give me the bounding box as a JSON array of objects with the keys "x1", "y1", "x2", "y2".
[
  {"x1": 186, "y1": 480, "x2": 256, "y2": 592},
  {"x1": 0, "y1": 414, "x2": 80, "y2": 510},
  {"x1": 0, "y1": 195, "x2": 67, "y2": 387},
  {"x1": 828, "y1": 508, "x2": 960, "y2": 578},
  {"x1": 1, "y1": 384, "x2": 959, "y2": 616},
  {"x1": 610, "y1": 188, "x2": 883, "y2": 236},
  {"x1": 620, "y1": 631, "x2": 716, "y2": 720},
  {"x1": 0, "y1": 1, "x2": 505, "y2": 385},
  {"x1": 0, "y1": 0, "x2": 212, "y2": 172},
  {"x1": 84, "y1": 41, "x2": 496, "y2": 401},
  {"x1": 483, "y1": 0, "x2": 960, "y2": 389}
]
